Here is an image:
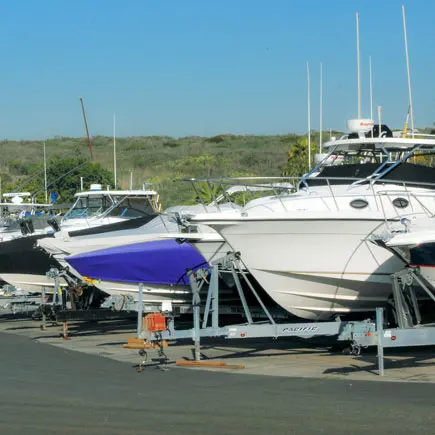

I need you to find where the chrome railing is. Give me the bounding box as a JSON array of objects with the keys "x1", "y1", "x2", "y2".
[{"x1": 180, "y1": 176, "x2": 435, "y2": 223}]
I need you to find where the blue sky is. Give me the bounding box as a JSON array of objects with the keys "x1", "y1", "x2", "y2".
[{"x1": 0, "y1": 0, "x2": 434, "y2": 140}]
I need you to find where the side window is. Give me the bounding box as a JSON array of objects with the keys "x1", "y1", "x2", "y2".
[
  {"x1": 350, "y1": 199, "x2": 369, "y2": 209},
  {"x1": 392, "y1": 197, "x2": 409, "y2": 209}
]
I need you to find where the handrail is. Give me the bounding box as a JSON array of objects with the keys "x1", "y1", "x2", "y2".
[
  {"x1": 180, "y1": 175, "x2": 435, "y2": 218},
  {"x1": 181, "y1": 176, "x2": 435, "y2": 191}
]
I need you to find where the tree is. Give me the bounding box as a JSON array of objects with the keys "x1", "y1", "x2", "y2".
[
  {"x1": 189, "y1": 181, "x2": 223, "y2": 206},
  {"x1": 281, "y1": 136, "x2": 317, "y2": 178},
  {"x1": 7, "y1": 157, "x2": 115, "y2": 203}
]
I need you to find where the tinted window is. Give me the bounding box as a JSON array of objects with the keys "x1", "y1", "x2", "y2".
[
  {"x1": 350, "y1": 199, "x2": 369, "y2": 209},
  {"x1": 392, "y1": 197, "x2": 409, "y2": 209}
]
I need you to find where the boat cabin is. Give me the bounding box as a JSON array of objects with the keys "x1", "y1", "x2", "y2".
[{"x1": 62, "y1": 184, "x2": 160, "y2": 225}]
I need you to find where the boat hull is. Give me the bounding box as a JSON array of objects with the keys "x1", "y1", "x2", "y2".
[
  {"x1": 91, "y1": 279, "x2": 191, "y2": 303},
  {"x1": 215, "y1": 218, "x2": 403, "y2": 320},
  {"x1": 189, "y1": 239, "x2": 232, "y2": 264},
  {"x1": 0, "y1": 234, "x2": 66, "y2": 293},
  {"x1": 0, "y1": 273, "x2": 68, "y2": 293}
]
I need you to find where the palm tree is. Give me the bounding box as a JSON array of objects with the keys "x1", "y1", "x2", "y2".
[{"x1": 281, "y1": 136, "x2": 315, "y2": 178}]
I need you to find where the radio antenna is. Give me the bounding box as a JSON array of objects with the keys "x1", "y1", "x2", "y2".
[{"x1": 402, "y1": 5, "x2": 414, "y2": 138}]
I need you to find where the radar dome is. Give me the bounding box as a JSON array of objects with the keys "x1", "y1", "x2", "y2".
[{"x1": 347, "y1": 119, "x2": 375, "y2": 135}]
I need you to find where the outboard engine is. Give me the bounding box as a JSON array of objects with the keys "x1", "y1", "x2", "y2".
[
  {"x1": 47, "y1": 217, "x2": 60, "y2": 232},
  {"x1": 19, "y1": 218, "x2": 35, "y2": 236}
]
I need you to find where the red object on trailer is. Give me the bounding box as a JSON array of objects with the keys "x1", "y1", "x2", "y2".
[{"x1": 144, "y1": 313, "x2": 166, "y2": 332}]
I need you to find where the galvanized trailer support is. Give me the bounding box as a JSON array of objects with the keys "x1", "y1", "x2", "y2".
[
  {"x1": 41, "y1": 286, "x2": 47, "y2": 330},
  {"x1": 140, "y1": 253, "x2": 435, "y2": 375},
  {"x1": 348, "y1": 267, "x2": 435, "y2": 375},
  {"x1": 0, "y1": 286, "x2": 41, "y2": 315},
  {"x1": 140, "y1": 253, "x2": 374, "y2": 363}
]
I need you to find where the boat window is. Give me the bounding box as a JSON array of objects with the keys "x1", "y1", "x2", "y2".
[
  {"x1": 350, "y1": 199, "x2": 369, "y2": 209},
  {"x1": 411, "y1": 242, "x2": 435, "y2": 266},
  {"x1": 392, "y1": 197, "x2": 409, "y2": 209},
  {"x1": 106, "y1": 196, "x2": 155, "y2": 218},
  {"x1": 63, "y1": 196, "x2": 112, "y2": 220}
]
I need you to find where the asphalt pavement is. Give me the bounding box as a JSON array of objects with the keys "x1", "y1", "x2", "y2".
[{"x1": 1, "y1": 331, "x2": 435, "y2": 435}]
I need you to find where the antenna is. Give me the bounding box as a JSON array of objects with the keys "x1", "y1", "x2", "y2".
[
  {"x1": 79, "y1": 97, "x2": 94, "y2": 160},
  {"x1": 402, "y1": 4, "x2": 414, "y2": 138},
  {"x1": 356, "y1": 12, "x2": 361, "y2": 118},
  {"x1": 307, "y1": 62, "x2": 311, "y2": 170},
  {"x1": 377, "y1": 106, "x2": 382, "y2": 138},
  {"x1": 113, "y1": 114, "x2": 117, "y2": 187},
  {"x1": 369, "y1": 56, "x2": 373, "y2": 120},
  {"x1": 319, "y1": 62, "x2": 323, "y2": 153},
  {"x1": 43, "y1": 141, "x2": 48, "y2": 203}
]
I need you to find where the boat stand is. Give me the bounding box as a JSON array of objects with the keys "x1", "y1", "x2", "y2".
[
  {"x1": 0, "y1": 289, "x2": 41, "y2": 315},
  {"x1": 137, "y1": 253, "x2": 371, "y2": 364},
  {"x1": 136, "y1": 252, "x2": 435, "y2": 376},
  {"x1": 34, "y1": 268, "x2": 68, "y2": 328},
  {"x1": 356, "y1": 267, "x2": 435, "y2": 375}
]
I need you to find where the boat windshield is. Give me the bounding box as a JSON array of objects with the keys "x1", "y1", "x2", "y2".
[
  {"x1": 63, "y1": 196, "x2": 112, "y2": 220},
  {"x1": 63, "y1": 194, "x2": 156, "y2": 221},
  {"x1": 105, "y1": 196, "x2": 155, "y2": 218}
]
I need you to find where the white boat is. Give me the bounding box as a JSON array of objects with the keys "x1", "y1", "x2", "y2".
[
  {"x1": 377, "y1": 216, "x2": 435, "y2": 290},
  {"x1": 40, "y1": 204, "x2": 243, "y2": 302},
  {"x1": 58, "y1": 184, "x2": 159, "y2": 231},
  {"x1": 37, "y1": 185, "x2": 288, "y2": 303},
  {"x1": 188, "y1": 121, "x2": 435, "y2": 320},
  {"x1": 0, "y1": 192, "x2": 56, "y2": 241},
  {"x1": 0, "y1": 184, "x2": 160, "y2": 293}
]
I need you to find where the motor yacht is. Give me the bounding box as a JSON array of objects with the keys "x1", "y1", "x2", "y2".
[{"x1": 187, "y1": 120, "x2": 435, "y2": 320}]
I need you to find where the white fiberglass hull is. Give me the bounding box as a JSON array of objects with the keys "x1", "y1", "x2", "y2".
[
  {"x1": 190, "y1": 239, "x2": 231, "y2": 264},
  {"x1": 160, "y1": 232, "x2": 232, "y2": 265},
  {"x1": 208, "y1": 217, "x2": 403, "y2": 320},
  {"x1": 91, "y1": 279, "x2": 191, "y2": 303},
  {"x1": 0, "y1": 273, "x2": 68, "y2": 294}
]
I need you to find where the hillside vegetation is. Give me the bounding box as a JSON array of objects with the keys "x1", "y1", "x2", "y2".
[{"x1": 0, "y1": 133, "x2": 327, "y2": 207}]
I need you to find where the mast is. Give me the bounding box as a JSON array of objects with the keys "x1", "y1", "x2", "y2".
[
  {"x1": 307, "y1": 62, "x2": 311, "y2": 170},
  {"x1": 356, "y1": 12, "x2": 361, "y2": 119},
  {"x1": 79, "y1": 97, "x2": 94, "y2": 160},
  {"x1": 319, "y1": 62, "x2": 323, "y2": 153},
  {"x1": 402, "y1": 4, "x2": 414, "y2": 138},
  {"x1": 377, "y1": 106, "x2": 382, "y2": 138},
  {"x1": 43, "y1": 141, "x2": 48, "y2": 203},
  {"x1": 369, "y1": 56, "x2": 373, "y2": 120},
  {"x1": 113, "y1": 114, "x2": 117, "y2": 187}
]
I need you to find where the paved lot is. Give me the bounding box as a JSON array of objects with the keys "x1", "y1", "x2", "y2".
[
  {"x1": 1, "y1": 331, "x2": 435, "y2": 435},
  {"x1": 2, "y1": 313, "x2": 435, "y2": 383}
]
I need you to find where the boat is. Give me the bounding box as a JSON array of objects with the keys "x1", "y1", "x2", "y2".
[
  {"x1": 36, "y1": 202, "x2": 242, "y2": 300},
  {"x1": 0, "y1": 192, "x2": 57, "y2": 240},
  {"x1": 0, "y1": 184, "x2": 160, "y2": 293},
  {"x1": 36, "y1": 184, "x2": 292, "y2": 300},
  {"x1": 375, "y1": 216, "x2": 435, "y2": 290},
  {"x1": 187, "y1": 120, "x2": 435, "y2": 320},
  {"x1": 64, "y1": 239, "x2": 208, "y2": 305}
]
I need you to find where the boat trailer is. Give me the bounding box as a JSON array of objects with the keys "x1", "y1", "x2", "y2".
[{"x1": 135, "y1": 253, "x2": 435, "y2": 376}]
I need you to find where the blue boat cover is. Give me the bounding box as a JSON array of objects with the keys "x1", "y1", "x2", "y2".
[{"x1": 65, "y1": 239, "x2": 207, "y2": 285}]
